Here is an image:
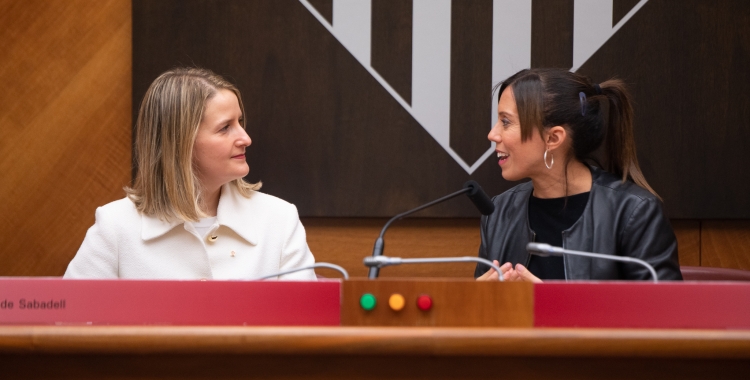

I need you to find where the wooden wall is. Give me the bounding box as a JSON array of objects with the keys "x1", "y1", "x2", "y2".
[
  {"x1": 0, "y1": 0, "x2": 132, "y2": 276},
  {"x1": 0, "y1": 0, "x2": 748, "y2": 277}
]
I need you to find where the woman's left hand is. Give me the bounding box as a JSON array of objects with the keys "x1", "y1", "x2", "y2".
[{"x1": 505, "y1": 263, "x2": 543, "y2": 283}]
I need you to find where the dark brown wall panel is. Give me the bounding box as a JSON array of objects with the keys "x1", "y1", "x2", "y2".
[
  {"x1": 131, "y1": 0, "x2": 750, "y2": 271},
  {"x1": 578, "y1": 0, "x2": 750, "y2": 218},
  {"x1": 372, "y1": 0, "x2": 413, "y2": 104},
  {"x1": 531, "y1": 0, "x2": 574, "y2": 68},
  {"x1": 133, "y1": 0, "x2": 508, "y2": 218},
  {"x1": 133, "y1": 0, "x2": 750, "y2": 219},
  {"x1": 449, "y1": 0, "x2": 494, "y2": 165},
  {"x1": 613, "y1": 0, "x2": 641, "y2": 26},
  {"x1": 131, "y1": 0, "x2": 750, "y2": 219},
  {"x1": 0, "y1": 0, "x2": 132, "y2": 276},
  {"x1": 308, "y1": 0, "x2": 332, "y2": 24}
]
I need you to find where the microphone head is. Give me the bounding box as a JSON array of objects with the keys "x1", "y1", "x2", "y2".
[
  {"x1": 463, "y1": 180, "x2": 495, "y2": 215},
  {"x1": 363, "y1": 257, "x2": 380, "y2": 268},
  {"x1": 526, "y1": 242, "x2": 552, "y2": 257},
  {"x1": 364, "y1": 256, "x2": 399, "y2": 268}
]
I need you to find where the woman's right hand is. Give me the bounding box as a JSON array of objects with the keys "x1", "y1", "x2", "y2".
[{"x1": 476, "y1": 261, "x2": 512, "y2": 281}]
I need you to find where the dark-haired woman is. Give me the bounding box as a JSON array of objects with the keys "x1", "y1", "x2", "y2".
[{"x1": 475, "y1": 68, "x2": 682, "y2": 282}]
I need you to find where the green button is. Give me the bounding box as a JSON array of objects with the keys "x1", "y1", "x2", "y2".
[{"x1": 360, "y1": 293, "x2": 377, "y2": 311}]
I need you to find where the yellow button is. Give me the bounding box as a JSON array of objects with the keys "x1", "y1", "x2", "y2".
[
  {"x1": 208, "y1": 235, "x2": 218, "y2": 242},
  {"x1": 388, "y1": 294, "x2": 405, "y2": 311}
]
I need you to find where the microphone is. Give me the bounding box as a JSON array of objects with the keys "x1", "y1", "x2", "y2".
[
  {"x1": 364, "y1": 255, "x2": 504, "y2": 281},
  {"x1": 368, "y1": 181, "x2": 495, "y2": 279},
  {"x1": 464, "y1": 180, "x2": 495, "y2": 215},
  {"x1": 526, "y1": 243, "x2": 658, "y2": 283},
  {"x1": 250, "y1": 262, "x2": 349, "y2": 280}
]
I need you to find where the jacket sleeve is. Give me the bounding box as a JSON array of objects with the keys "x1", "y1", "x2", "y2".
[
  {"x1": 63, "y1": 207, "x2": 119, "y2": 279},
  {"x1": 278, "y1": 205, "x2": 317, "y2": 280},
  {"x1": 474, "y1": 214, "x2": 491, "y2": 278},
  {"x1": 620, "y1": 198, "x2": 683, "y2": 281}
]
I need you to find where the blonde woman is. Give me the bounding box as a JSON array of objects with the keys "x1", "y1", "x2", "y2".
[{"x1": 65, "y1": 68, "x2": 315, "y2": 280}]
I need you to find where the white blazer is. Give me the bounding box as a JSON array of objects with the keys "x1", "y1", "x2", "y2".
[{"x1": 64, "y1": 184, "x2": 316, "y2": 280}]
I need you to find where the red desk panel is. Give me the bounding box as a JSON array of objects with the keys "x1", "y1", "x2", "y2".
[
  {"x1": 0, "y1": 278, "x2": 340, "y2": 326},
  {"x1": 3, "y1": 279, "x2": 750, "y2": 330},
  {"x1": 535, "y1": 282, "x2": 750, "y2": 329}
]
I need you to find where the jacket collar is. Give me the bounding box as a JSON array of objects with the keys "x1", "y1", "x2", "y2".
[
  {"x1": 141, "y1": 184, "x2": 258, "y2": 245},
  {"x1": 215, "y1": 183, "x2": 258, "y2": 245},
  {"x1": 141, "y1": 213, "x2": 182, "y2": 241}
]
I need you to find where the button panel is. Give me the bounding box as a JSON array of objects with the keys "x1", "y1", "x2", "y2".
[
  {"x1": 358, "y1": 292, "x2": 434, "y2": 312},
  {"x1": 343, "y1": 279, "x2": 534, "y2": 327}
]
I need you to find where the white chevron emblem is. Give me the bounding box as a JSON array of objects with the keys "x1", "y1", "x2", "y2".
[{"x1": 300, "y1": 0, "x2": 648, "y2": 174}]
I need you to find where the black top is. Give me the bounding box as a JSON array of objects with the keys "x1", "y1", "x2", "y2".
[
  {"x1": 475, "y1": 166, "x2": 682, "y2": 281},
  {"x1": 527, "y1": 192, "x2": 590, "y2": 280}
]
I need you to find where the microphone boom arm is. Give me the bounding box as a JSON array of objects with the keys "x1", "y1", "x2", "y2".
[
  {"x1": 526, "y1": 243, "x2": 658, "y2": 283},
  {"x1": 378, "y1": 187, "x2": 471, "y2": 240},
  {"x1": 364, "y1": 255, "x2": 504, "y2": 281},
  {"x1": 251, "y1": 262, "x2": 350, "y2": 281},
  {"x1": 369, "y1": 187, "x2": 471, "y2": 279}
]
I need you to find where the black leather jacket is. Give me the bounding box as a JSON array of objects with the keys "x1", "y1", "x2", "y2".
[{"x1": 474, "y1": 166, "x2": 683, "y2": 281}]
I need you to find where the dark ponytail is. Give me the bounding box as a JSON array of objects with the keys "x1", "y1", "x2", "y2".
[
  {"x1": 497, "y1": 68, "x2": 660, "y2": 199},
  {"x1": 598, "y1": 80, "x2": 659, "y2": 199}
]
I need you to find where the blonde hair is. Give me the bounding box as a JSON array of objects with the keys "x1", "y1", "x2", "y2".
[{"x1": 126, "y1": 67, "x2": 261, "y2": 221}]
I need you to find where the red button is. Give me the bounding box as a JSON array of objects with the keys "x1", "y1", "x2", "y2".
[{"x1": 416, "y1": 295, "x2": 432, "y2": 311}]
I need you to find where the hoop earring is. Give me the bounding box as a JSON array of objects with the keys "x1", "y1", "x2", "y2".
[{"x1": 544, "y1": 149, "x2": 554, "y2": 169}]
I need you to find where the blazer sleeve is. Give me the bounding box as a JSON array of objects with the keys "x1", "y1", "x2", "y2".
[
  {"x1": 278, "y1": 205, "x2": 317, "y2": 280},
  {"x1": 620, "y1": 198, "x2": 683, "y2": 281},
  {"x1": 474, "y1": 214, "x2": 492, "y2": 278},
  {"x1": 63, "y1": 207, "x2": 119, "y2": 279}
]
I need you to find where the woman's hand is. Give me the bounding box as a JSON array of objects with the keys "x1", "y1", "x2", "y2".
[
  {"x1": 476, "y1": 262, "x2": 544, "y2": 283},
  {"x1": 505, "y1": 263, "x2": 543, "y2": 283},
  {"x1": 476, "y1": 261, "x2": 512, "y2": 281}
]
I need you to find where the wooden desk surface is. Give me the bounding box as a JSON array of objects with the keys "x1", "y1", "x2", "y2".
[
  {"x1": 1, "y1": 326, "x2": 749, "y2": 379},
  {"x1": 1, "y1": 326, "x2": 749, "y2": 358}
]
